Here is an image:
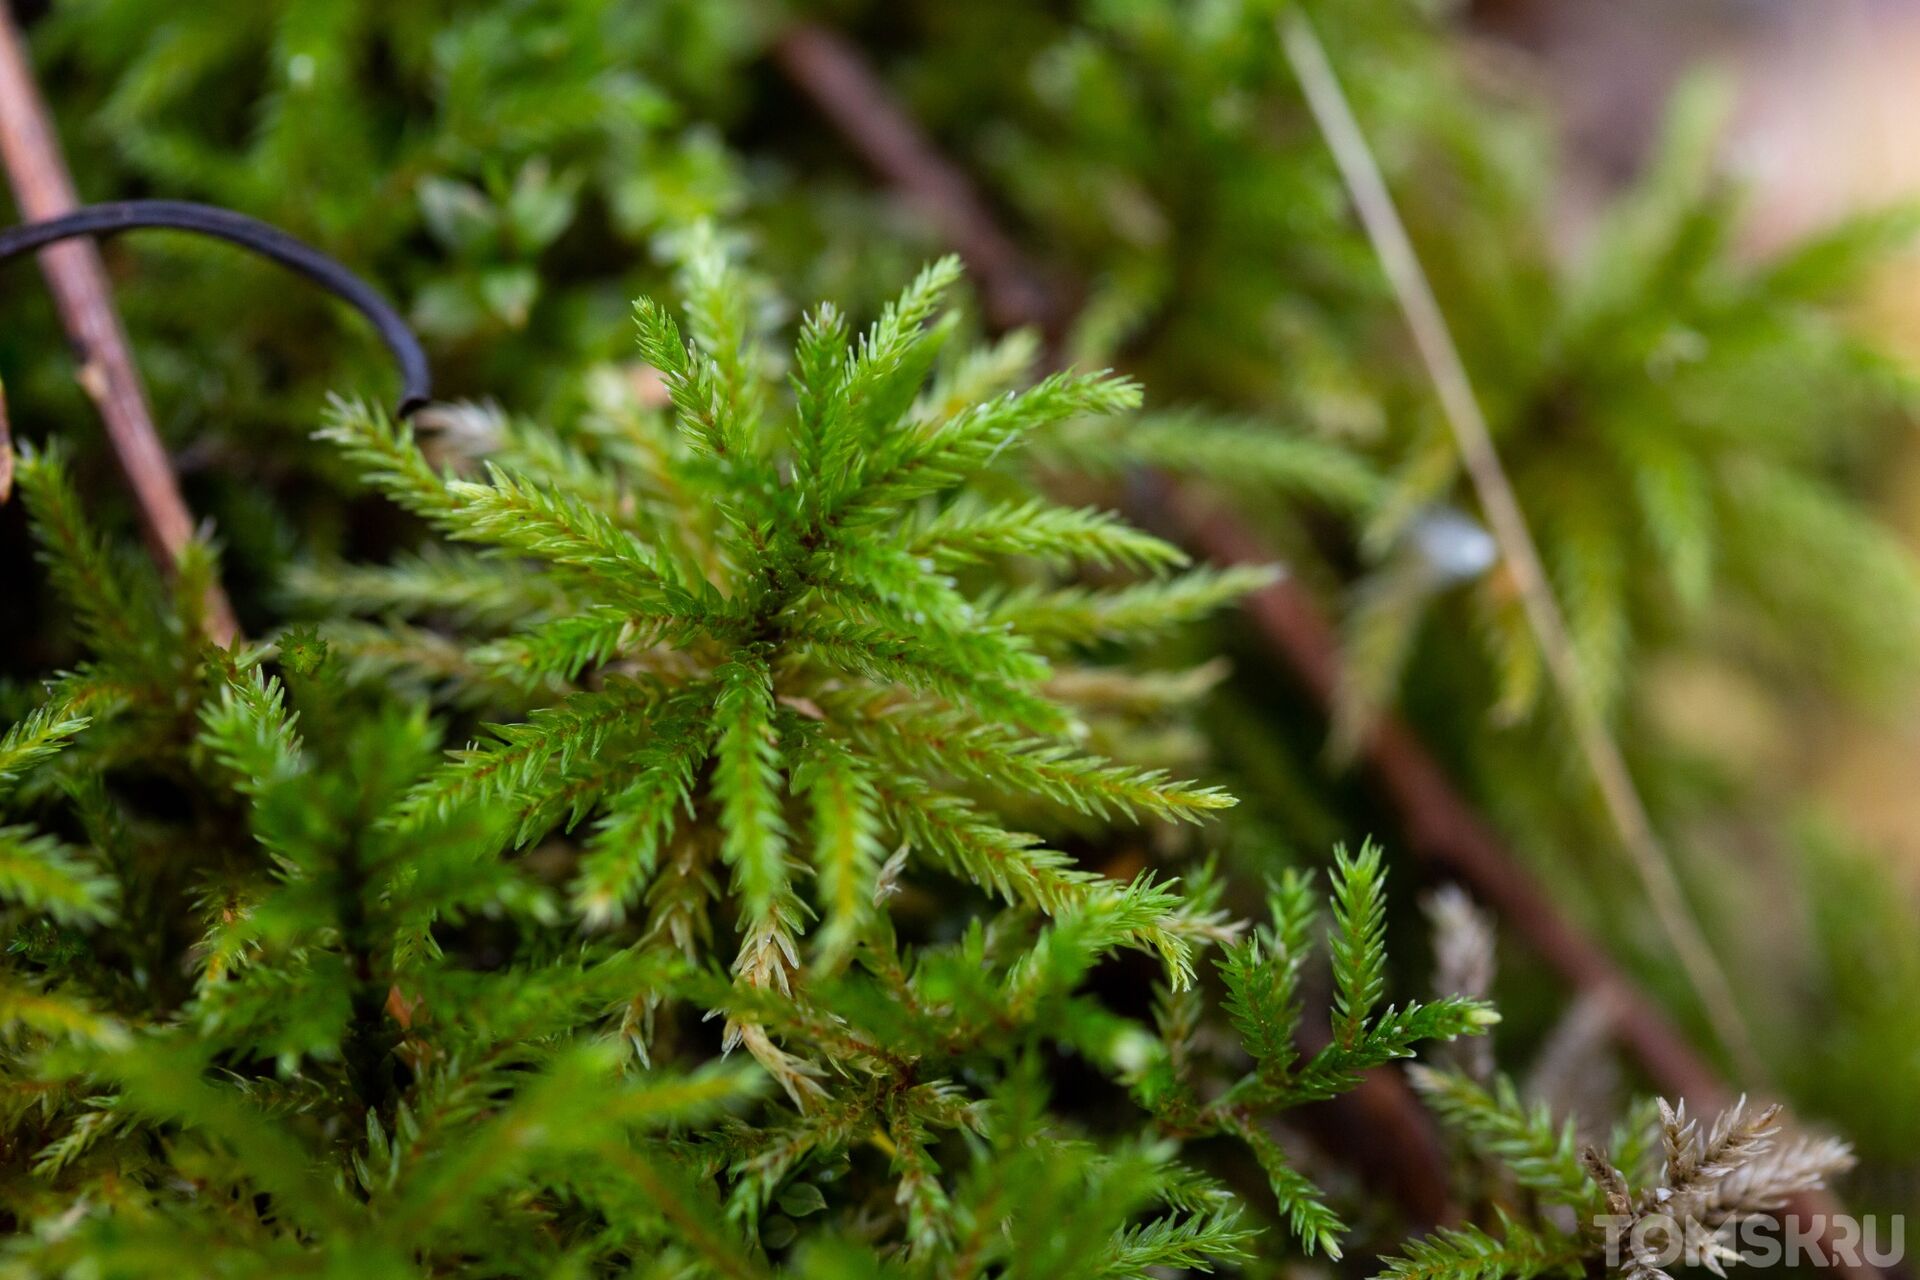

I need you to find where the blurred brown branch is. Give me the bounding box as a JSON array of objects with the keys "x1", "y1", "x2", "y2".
[{"x1": 0, "y1": 3, "x2": 236, "y2": 642}]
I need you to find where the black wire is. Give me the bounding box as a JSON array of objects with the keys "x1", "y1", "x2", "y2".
[{"x1": 0, "y1": 199, "x2": 431, "y2": 418}]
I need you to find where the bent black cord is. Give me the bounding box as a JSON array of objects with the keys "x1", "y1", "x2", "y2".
[{"x1": 0, "y1": 199, "x2": 431, "y2": 418}]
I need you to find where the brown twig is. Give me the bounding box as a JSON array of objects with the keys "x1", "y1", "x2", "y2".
[
  {"x1": 771, "y1": 23, "x2": 1887, "y2": 1276},
  {"x1": 0, "y1": 4, "x2": 237, "y2": 642}
]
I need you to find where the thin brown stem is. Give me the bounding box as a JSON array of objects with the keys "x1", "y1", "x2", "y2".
[{"x1": 0, "y1": 3, "x2": 236, "y2": 642}]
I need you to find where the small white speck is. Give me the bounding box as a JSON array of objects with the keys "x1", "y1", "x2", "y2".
[{"x1": 1408, "y1": 506, "x2": 1497, "y2": 584}]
